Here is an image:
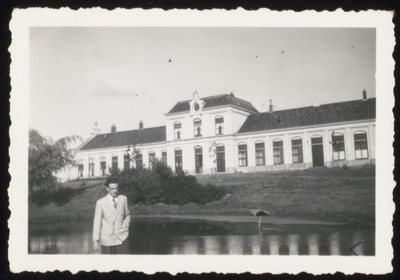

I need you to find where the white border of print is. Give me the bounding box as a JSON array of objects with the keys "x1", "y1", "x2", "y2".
[{"x1": 9, "y1": 8, "x2": 394, "y2": 274}]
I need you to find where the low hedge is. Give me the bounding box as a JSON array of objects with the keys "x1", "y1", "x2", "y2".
[{"x1": 111, "y1": 160, "x2": 226, "y2": 205}]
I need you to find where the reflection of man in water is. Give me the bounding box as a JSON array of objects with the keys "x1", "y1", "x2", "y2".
[{"x1": 93, "y1": 177, "x2": 130, "y2": 254}]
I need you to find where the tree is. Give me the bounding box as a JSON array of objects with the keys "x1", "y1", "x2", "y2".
[
  {"x1": 329, "y1": 131, "x2": 343, "y2": 168},
  {"x1": 28, "y1": 129, "x2": 83, "y2": 196},
  {"x1": 209, "y1": 142, "x2": 217, "y2": 178}
]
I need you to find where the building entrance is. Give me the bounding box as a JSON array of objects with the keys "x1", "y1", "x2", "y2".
[
  {"x1": 311, "y1": 136, "x2": 324, "y2": 167},
  {"x1": 216, "y1": 146, "x2": 225, "y2": 172},
  {"x1": 195, "y1": 147, "x2": 203, "y2": 174}
]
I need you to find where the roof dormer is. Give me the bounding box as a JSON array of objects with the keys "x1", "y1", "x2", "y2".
[{"x1": 189, "y1": 91, "x2": 206, "y2": 116}]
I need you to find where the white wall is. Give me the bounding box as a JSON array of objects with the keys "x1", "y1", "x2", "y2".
[{"x1": 74, "y1": 119, "x2": 375, "y2": 178}]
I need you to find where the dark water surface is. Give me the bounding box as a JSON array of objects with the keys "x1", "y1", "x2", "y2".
[{"x1": 29, "y1": 217, "x2": 374, "y2": 255}]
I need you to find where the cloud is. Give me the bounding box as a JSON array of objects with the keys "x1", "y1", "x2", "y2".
[{"x1": 86, "y1": 65, "x2": 159, "y2": 97}]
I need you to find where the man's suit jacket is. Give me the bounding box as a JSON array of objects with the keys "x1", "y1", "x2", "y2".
[{"x1": 93, "y1": 194, "x2": 131, "y2": 246}]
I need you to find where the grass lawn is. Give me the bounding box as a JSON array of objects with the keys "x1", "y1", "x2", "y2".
[{"x1": 28, "y1": 165, "x2": 375, "y2": 225}]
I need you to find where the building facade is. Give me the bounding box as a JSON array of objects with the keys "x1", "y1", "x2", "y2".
[{"x1": 73, "y1": 91, "x2": 375, "y2": 179}]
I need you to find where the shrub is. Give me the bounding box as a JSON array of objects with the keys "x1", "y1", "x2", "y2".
[{"x1": 110, "y1": 159, "x2": 226, "y2": 205}]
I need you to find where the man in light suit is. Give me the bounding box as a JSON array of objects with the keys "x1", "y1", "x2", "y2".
[{"x1": 93, "y1": 177, "x2": 131, "y2": 254}]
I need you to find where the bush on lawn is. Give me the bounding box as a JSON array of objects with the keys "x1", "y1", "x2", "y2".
[{"x1": 110, "y1": 159, "x2": 226, "y2": 205}]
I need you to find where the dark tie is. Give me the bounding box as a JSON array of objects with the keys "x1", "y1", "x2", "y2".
[{"x1": 113, "y1": 197, "x2": 117, "y2": 209}]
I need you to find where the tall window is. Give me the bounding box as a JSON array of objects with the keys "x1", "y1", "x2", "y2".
[
  {"x1": 89, "y1": 158, "x2": 94, "y2": 177},
  {"x1": 255, "y1": 142, "x2": 265, "y2": 166},
  {"x1": 292, "y1": 138, "x2": 304, "y2": 163},
  {"x1": 174, "y1": 122, "x2": 182, "y2": 140},
  {"x1": 215, "y1": 116, "x2": 224, "y2": 135},
  {"x1": 195, "y1": 146, "x2": 203, "y2": 174},
  {"x1": 78, "y1": 159, "x2": 84, "y2": 177},
  {"x1": 354, "y1": 132, "x2": 369, "y2": 159},
  {"x1": 162, "y1": 151, "x2": 167, "y2": 163},
  {"x1": 332, "y1": 133, "x2": 346, "y2": 160},
  {"x1": 135, "y1": 153, "x2": 143, "y2": 169},
  {"x1": 273, "y1": 140, "x2": 284, "y2": 164},
  {"x1": 238, "y1": 144, "x2": 248, "y2": 167},
  {"x1": 124, "y1": 154, "x2": 130, "y2": 170},
  {"x1": 149, "y1": 152, "x2": 156, "y2": 167},
  {"x1": 112, "y1": 156, "x2": 118, "y2": 171},
  {"x1": 100, "y1": 156, "x2": 106, "y2": 177},
  {"x1": 194, "y1": 119, "x2": 202, "y2": 137},
  {"x1": 175, "y1": 149, "x2": 183, "y2": 173}
]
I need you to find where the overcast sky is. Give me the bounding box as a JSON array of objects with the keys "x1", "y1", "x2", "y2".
[{"x1": 29, "y1": 27, "x2": 376, "y2": 141}]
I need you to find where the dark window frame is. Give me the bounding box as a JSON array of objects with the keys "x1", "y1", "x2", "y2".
[
  {"x1": 112, "y1": 156, "x2": 118, "y2": 171},
  {"x1": 161, "y1": 151, "x2": 167, "y2": 163},
  {"x1": 174, "y1": 122, "x2": 182, "y2": 140},
  {"x1": 291, "y1": 138, "x2": 304, "y2": 163},
  {"x1": 215, "y1": 117, "x2": 224, "y2": 135},
  {"x1": 255, "y1": 142, "x2": 265, "y2": 166},
  {"x1": 194, "y1": 146, "x2": 203, "y2": 174},
  {"x1": 89, "y1": 158, "x2": 95, "y2": 177},
  {"x1": 100, "y1": 157, "x2": 106, "y2": 176},
  {"x1": 124, "y1": 154, "x2": 130, "y2": 170},
  {"x1": 238, "y1": 144, "x2": 248, "y2": 167},
  {"x1": 273, "y1": 140, "x2": 284, "y2": 165},
  {"x1": 78, "y1": 159, "x2": 84, "y2": 177},
  {"x1": 175, "y1": 149, "x2": 183, "y2": 173},
  {"x1": 332, "y1": 134, "x2": 346, "y2": 160},
  {"x1": 136, "y1": 154, "x2": 143, "y2": 169},
  {"x1": 194, "y1": 119, "x2": 202, "y2": 137},
  {"x1": 149, "y1": 152, "x2": 156, "y2": 167},
  {"x1": 354, "y1": 132, "x2": 369, "y2": 159}
]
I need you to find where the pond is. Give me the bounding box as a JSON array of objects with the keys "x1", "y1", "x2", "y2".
[{"x1": 28, "y1": 217, "x2": 374, "y2": 255}]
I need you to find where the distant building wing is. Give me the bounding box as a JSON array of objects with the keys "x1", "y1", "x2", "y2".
[
  {"x1": 78, "y1": 126, "x2": 166, "y2": 151},
  {"x1": 238, "y1": 98, "x2": 376, "y2": 134}
]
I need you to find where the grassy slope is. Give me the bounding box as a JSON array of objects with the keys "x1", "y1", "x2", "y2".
[{"x1": 29, "y1": 165, "x2": 375, "y2": 225}]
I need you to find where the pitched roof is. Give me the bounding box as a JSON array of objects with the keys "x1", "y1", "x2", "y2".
[
  {"x1": 167, "y1": 94, "x2": 259, "y2": 114},
  {"x1": 79, "y1": 126, "x2": 166, "y2": 151},
  {"x1": 238, "y1": 98, "x2": 376, "y2": 134}
]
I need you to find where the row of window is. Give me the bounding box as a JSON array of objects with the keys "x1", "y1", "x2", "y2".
[
  {"x1": 78, "y1": 151, "x2": 168, "y2": 177},
  {"x1": 237, "y1": 131, "x2": 369, "y2": 167},
  {"x1": 174, "y1": 116, "x2": 224, "y2": 140},
  {"x1": 77, "y1": 131, "x2": 369, "y2": 177}
]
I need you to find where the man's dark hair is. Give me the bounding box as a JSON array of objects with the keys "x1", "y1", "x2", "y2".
[{"x1": 105, "y1": 177, "x2": 119, "y2": 187}]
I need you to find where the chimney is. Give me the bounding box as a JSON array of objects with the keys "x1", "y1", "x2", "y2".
[
  {"x1": 269, "y1": 100, "x2": 273, "y2": 113},
  {"x1": 362, "y1": 89, "x2": 367, "y2": 101},
  {"x1": 111, "y1": 124, "x2": 116, "y2": 133},
  {"x1": 139, "y1": 120, "x2": 143, "y2": 130},
  {"x1": 313, "y1": 96, "x2": 320, "y2": 107}
]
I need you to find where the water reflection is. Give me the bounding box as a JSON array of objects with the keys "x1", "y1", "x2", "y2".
[
  {"x1": 329, "y1": 232, "x2": 340, "y2": 255},
  {"x1": 308, "y1": 234, "x2": 319, "y2": 255},
  {"x1": 267, "y1": 235, "x2": 280, "y2": 255},
  {"x1": 288, "y1": 234, "x2": 300, "y2": 255},
  {"x1": 29, "y1": 218, "x2": 375, "y2": 255}
]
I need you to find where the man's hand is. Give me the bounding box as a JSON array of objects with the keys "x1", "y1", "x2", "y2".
[
  {"x1": 121, "y1": 221, "x2": 129, "y2": 230},
  {"x1": 93, "y1": 241, "x2": 100, "y2": 253}
]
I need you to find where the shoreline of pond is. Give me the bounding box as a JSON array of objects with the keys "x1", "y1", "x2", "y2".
[{"x1": 28, "y1": 213, "x2": 371, "y2": 227}]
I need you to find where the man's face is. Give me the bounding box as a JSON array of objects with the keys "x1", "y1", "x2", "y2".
[{"x1": 106, "y1": 183, "x2": 119, "y2": 197}]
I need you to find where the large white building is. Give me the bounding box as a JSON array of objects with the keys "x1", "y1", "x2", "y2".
[{"x1": 73, "y1": 91, "x2": 375, "y2": 179}]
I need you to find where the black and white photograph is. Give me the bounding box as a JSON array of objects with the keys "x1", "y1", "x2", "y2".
[{"x1": 8, "y1": 8, "x2": 394, "y2": 274}]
